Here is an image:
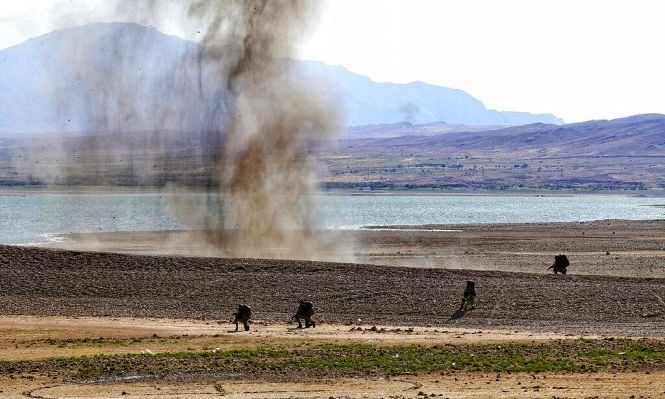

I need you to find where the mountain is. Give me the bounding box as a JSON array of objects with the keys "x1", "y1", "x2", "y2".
[
  {"x1": 0, "y1": 23, "x2": 212, "y2": 136},
  {"x1": 300, "y1": 61, "x2": 563, "y2": 126},
  {"x1": 338, "y1": 114, "x2": 665, "y2": 158},
  {"x1": 0, "y1": 22, "x2": 562, "y2": 135}
]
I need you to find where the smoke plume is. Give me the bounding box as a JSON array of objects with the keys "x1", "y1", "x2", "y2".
[
  {"x1": 188, "y1": 1, "x2": 340, "y2": 257},
  {"x1": 20, "y1": 0, "x2": 345, "y2": 259}
]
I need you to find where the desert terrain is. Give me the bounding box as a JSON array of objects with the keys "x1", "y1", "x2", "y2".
[{"x1": 0, "y1": 219, "x2": 663, "y2": 397}]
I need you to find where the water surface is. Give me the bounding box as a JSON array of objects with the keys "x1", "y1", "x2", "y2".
[{"x1": 0, "y1": 193, "x2": 662, "y2": 244}]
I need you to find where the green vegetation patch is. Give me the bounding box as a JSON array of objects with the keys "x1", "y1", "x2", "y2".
[{"x1": 1, "y1": 339, "x2": 663, "y2": 380}]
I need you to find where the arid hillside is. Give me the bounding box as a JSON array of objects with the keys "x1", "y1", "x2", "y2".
[
  {"x1": 1, "y1": 114, "x2": 664, "y2": 192},
  {"x1": 323, "y1": 114, "x2": 665, "y2": 192}
]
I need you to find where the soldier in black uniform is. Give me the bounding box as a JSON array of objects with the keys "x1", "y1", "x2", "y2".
[
  {"x1": 292, "y1": 299, "x2": 316, "y2": 328},
  {"x1": 459, "y1": 280, "x2": 476, "y2": 311},
  {"x1": 233, "y1": 304, "x2": 252, "y2": 331},
  {"x1": 548, "y1": 253, "x2": 570, "y2": 274}
]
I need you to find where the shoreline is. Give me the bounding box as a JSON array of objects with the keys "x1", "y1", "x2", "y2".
[
  {"x1": 24, "y1": 218, "x2": 665, "y2": 279},
  {"x1": 1, "y1": 185, "x2": 665, "y2": 197}
]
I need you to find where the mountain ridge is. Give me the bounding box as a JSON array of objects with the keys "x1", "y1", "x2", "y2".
[
  {"x1": 338, "y1": 113, "x2": 665, "y2": 158},
  {"x1": 0, "y1": 22, "x2": 562, "y2": 135},
  {"x1": 299, "y1": 59, "x2": 563, "y2": 126}
]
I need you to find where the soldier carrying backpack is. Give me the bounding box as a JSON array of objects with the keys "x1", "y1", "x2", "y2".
[
  {"x1": 233, "y1": 304, "x2": 252, "y2": 331},
  {"x1": 292, "y1": 299, "x2": 316, "y2": 328},
  {"x1": 548, "y1": 253, "x2": 570, "y2": 274},
  {"x1": 459, "y1": 280, "x2": 476, "y2": 311}
]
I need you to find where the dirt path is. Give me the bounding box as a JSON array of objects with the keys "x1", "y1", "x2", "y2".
[{"x1": 6, "y1": 372, "x2": 665, "y2": 398}]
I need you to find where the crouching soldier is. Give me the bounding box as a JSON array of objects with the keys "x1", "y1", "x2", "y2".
[
  {"x1": 292, "y1": 299, "x2": 316, "y2": 328},
  {"x1": 548, "y1": 253, "x2": 570, "y2": 275},
  {"x1": 459, "y1": 280, "x2": 476, "y2": 311},
  {"x1": 233, "y1": 304, "x2": 252, "y2": 331}
]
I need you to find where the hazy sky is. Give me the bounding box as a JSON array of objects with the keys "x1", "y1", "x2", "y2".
[{"x1": 2, "y1": 0, "x2": 664, "y2": 123}]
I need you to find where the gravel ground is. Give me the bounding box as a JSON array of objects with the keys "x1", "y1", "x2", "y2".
[
  {"x1": 1, "y1": 245, "x2": 663, "y2": 336},
  {"x1": 57, "y1": 219, "x2": 665, "y2": 278},
  {"x1": 358, "y1": 219, "x2": 665, "y2": 277}
]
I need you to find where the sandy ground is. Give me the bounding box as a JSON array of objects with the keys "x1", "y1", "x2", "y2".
[{"x1": 0, "y1": 315, "x2": 601, "y2": 362}]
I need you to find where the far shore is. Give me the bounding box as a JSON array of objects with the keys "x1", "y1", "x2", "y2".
[{"x1": 1, "y1": 185, "x2": 665, "y2": 197}]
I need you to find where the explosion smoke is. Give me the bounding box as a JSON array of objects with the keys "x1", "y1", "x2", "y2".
[
  {"x1": 187, "y1": 1, "x2": 341, "y2": 257},
  {"x1": 20, "y1": 0, "x2": 345, "y2": 259}
]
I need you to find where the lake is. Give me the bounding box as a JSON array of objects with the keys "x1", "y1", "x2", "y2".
[{"x1": 0, "y1": 192, "x2": 663, "y2": 244}]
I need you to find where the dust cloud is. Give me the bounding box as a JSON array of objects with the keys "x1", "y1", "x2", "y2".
[{"x1": 22, "y1": 0, "x2": 350, "y2": 260}]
